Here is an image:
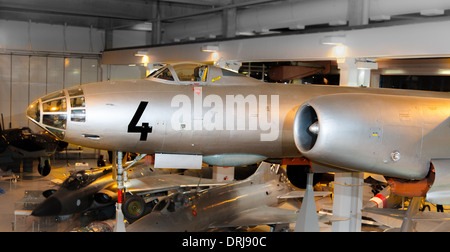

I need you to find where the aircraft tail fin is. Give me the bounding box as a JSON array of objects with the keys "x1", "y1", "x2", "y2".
[{"x1": 246, "y1": 162, "x2": 281, "y2": 184}]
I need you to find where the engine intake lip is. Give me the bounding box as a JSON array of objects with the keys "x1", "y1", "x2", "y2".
[
  {"x1": 94, "y1": 193, "x2": 113, "y2": 204},
  {"x1": 293, "y1": 103, "x2": 319, "y2": 153}
]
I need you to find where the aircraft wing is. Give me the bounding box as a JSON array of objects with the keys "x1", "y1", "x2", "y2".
[
  {"x1": 362, "y1": 207, "x2": 407, "y2": 220},
  {"x1": 210, "y1": 206, "x2": 299, "y2": 229},
  {"x1": 413, "y1": 211, "x2": 450, "y2": 221},
  {"x1": 278, "y1": 190, "x2": 331, "y2": 199},
  {"x1": 111, "y1": 174, "x2": 229, "y2": 195},
  {"x1": 363, "y1": 206, "x2": 450, "y2": 232},
  {"x1": 363, "y1": 206, "x2": 450, "y2": 222}
]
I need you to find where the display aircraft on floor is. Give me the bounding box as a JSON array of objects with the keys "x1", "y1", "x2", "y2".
[
  {"x1": 32, "y1": 162, "x2": 229, "y2": 221},
  {"x1": 0, "y1": 125, "x2": 67, "y2": 176},
  {"x1": 127, "y1": 162, "x2": 332, "y2": 232},
  {"x1": 26, "y1": 62, "x2": 450, "y2": 204},
  {"x1": 31, "y1": 160, "x2": 228, "y2": 219}
]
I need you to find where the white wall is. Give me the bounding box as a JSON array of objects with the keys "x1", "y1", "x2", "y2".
[
  {"x1": 0, "y1": 20, "x2": 149, "y2": 130},
  {"x1": 0, "y1": 55, "x2": 101, "y2": 130},
  {"x1": 0, "y1": 20, "x2": 105, "y2": 53},
  {"x1": 112, "y1": 30, "x2": 148, "y2": 49}
]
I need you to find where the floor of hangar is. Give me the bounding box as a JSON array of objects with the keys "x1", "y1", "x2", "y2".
[
  {"x1": 0, "y1": 158, "x2": 88, "y2": 232},
  {"x1": 1, "y1": 156, "x2": 446, "y2": 232}
]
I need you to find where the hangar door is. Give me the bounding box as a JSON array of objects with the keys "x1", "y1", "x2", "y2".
[{"x1": 0, "y1": 54, "x2": 100, "y2": 131}]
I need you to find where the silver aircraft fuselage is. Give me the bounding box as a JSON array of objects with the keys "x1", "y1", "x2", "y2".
[{"x1": 26, "y1": 63, "x2": 450, "y2": 181}]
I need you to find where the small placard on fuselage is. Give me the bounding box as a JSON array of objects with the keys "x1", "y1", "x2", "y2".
[{"x1": 154, "y1": 153, "x2": 203, "y2": 169}]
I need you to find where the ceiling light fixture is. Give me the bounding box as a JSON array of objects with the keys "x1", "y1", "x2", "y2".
[
  {"x1": 320, "y1": 36, "x2": 346, "y2": 45},
  {"x1": 134, "y1": 50, "x2": 149, "y2": 57},
  {"x1": 201, "y1": 45, "x2": 219, "y2": 53}
]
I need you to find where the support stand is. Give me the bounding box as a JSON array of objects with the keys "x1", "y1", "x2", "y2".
[
  {"x1": 400, "y1": 197, "x2": 422, "y2": 232},
  {"x1": 114, "y1": 151, "x2": 126, "y2": 232},
  {"x1": 337, "y1": 58, "x2": 378, "y2": 87},
  {"x1": 332, "y1": 172, "x2": 363, "y2": 232},
  {"x1": 294, "y1": 172, "x2": 320, "y2": 232}
]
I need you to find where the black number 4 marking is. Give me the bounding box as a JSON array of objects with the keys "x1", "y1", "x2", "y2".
[{"x1": 128, "y1": 101, "x2": 153, "y2": 141}]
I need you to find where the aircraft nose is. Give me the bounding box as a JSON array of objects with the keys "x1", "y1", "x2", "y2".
[
  {"x1": 26, "y1": 90, "x2": 68, "y2": 140},
  {"x1": 26, "y1": 87, "x2": 85, "y2": 140},
  {"x1": 26, "y1": 100, "x2": 41, "y2": 125},
  {"x1": 31, "y1": 197, "x2": 62, "y2": 216}
]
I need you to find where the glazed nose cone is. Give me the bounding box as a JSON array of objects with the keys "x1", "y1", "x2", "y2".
[
  {"x1": 26, "y1": 100, "x2": 41, "y2": 125},
  {"x1": 26, "y1": 89, "x2": 70, "y2": 140}
]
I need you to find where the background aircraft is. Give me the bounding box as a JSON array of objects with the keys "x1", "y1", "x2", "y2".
[
  {"x1": 26, "y1": 63, "x2": 450, "y2": 204},
  {"x1": 32, "y1": 161, "x2": 228, "y2": 220},
  {"x1": 0, "y1": 124, "x2": 67, "y2": 176},
  {"x1": 127, "y1": 162, "x2": 331, "y2": 232}
]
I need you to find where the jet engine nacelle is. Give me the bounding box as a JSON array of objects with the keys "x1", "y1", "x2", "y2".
[
  {"x1": 294, "y1": 93, "x2": 450, "y2": 180},
  {"x1": 94, "y1": 190, "x2": 117, "y2": 204}
]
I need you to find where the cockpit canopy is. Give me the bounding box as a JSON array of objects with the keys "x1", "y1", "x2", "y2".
[
  {"x1": 62, "y1": 167, "x2": 111, "y2": 191},
  {"x1": 147, "y1": 63, "x2": 258, "y2": 86}
]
